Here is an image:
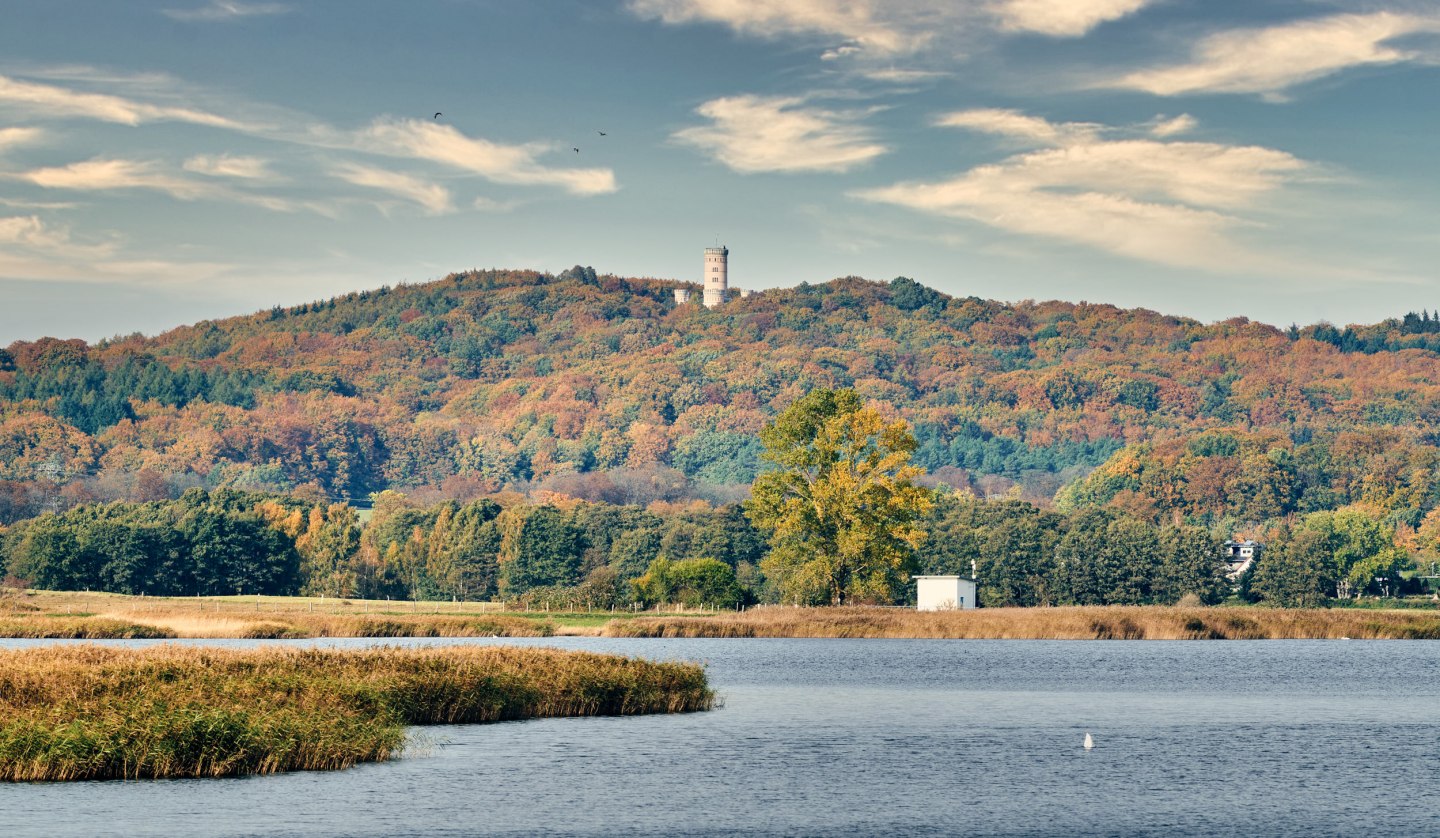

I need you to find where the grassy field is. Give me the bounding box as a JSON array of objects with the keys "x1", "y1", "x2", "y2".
[
  {"x1": 6, "y1": 589, "x2": 1440, "y2": 640},
  {"x1": 601, "y1": 604, "x2": 1440, "y2": 640},
  {"x1": 0, "y1": 644, "x2": 714, "y2": 781},
  {"x1": 0, "y1": 588, "x2": 672, "y2": 638}
]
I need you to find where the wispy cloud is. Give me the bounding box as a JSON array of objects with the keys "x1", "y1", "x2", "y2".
[
  {"x1": 1149, "y1": 113, "x2": 1196, "y2": 138},
  {"x1": 1109, "y1": 11, "x2": 1440, "y2": 98},
  {"x1": 0, "y1": 126, "x2": 44, "y2": 154},
  {"x1": 859, "y1": 68, "x2": 950, "y2": 84},
  {"x1": 630, "y1": 0, "x2": 1154, "y2": 58},
  {"x1": 350, "y1": 118, "x2": 617, "y2": 196},
  {"x1": 989, "y1": 0, "x2": 1151, "y2": 37},
  {"x1": 11, "y1": 157, "x2": 317, "y2": 214},
  {"x1": 162, "y1": 1, "x2": 290, "y2": 22},
  {"x1": 629, "y1": 0, "x2": 922, "y2": 55},
  {"x1": 935, "y1": 108, "x2": 1100, "y2": 145},
  {"x1": 182, "y1": 154, "x2": 275, "y2": 179},
  {"x1": 0, "y1": 71, "x2": 617, "y2": 204},
  {"x1": 0, "y1": 73, "x2": 247, "y2": 129},
  {"x1": 17, "y1": 158, "x2": 210, "y2": 197},
  {"x1": 0, "y1": 215, "x2": 113, "y2": 258},
  {"x1": 856, "y1": 110, "x2": 1308, "y2": 271},
  {"x1": 673, "y1": 94, "x2": 887, "y2": 173},
  {"x1": 332, "y1": 162, "x2": 453, "y2": 215}
]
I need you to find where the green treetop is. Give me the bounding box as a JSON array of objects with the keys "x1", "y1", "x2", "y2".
[{"x1": 745, "y1": 388, "x2": 932, "y2": 605}]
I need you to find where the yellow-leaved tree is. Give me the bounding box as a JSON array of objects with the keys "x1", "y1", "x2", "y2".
[{"x1": 745, "y1": 388, "x2": 932, "y2": 605}]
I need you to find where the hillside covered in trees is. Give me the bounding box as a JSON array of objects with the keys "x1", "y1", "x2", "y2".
[{"x1": 4, "y1": 268, "x2": 1440, "y2": 534}]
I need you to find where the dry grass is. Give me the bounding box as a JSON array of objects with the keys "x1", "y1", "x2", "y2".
[
  {"x1": 601, "y1": 605, "x2": 1440, "y2": 640},
  {"x1": 0, "y1": 644, "x2": 714, "y2": 782},
  {"x1": 106, "y1": 610, "x2": 556, "y2": 639},
  {"x1": 0, "y1": 590, "x2": 558, "y2": 639}
]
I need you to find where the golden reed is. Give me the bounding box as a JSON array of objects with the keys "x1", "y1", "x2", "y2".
[
  {"x1": 0, "y1": 645, "x2": 713, "y2": 782},
  {"x1": 601, "y1": 605, "x2": 1440, "y2": 640}
]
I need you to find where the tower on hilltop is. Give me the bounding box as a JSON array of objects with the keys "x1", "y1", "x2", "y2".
[{"x1": 703, "y1": 245, "x2": 728, "y2": 308}]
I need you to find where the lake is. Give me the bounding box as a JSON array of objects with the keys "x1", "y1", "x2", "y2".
[{"x1": 3, "y1": 637, "x2": 1440, "y2": 837}]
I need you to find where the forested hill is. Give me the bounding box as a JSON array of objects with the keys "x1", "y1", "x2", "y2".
[{"x1": 4, "y1": 267, "x2": 1440, "y2": 528}]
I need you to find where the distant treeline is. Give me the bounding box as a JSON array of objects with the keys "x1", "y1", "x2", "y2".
[
  {"x1": 8, "y1": 486, "x2": 1404, "y2": 609},
  {"x1": 925, "y1": 495, "x2": 1413, "y2": 608}
]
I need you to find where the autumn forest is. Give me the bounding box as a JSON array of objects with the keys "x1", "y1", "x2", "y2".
[{"x1": 4, "y1": 269, "x2": 1440, "y2": 607}]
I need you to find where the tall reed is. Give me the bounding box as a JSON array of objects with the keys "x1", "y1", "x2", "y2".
[
  {"x1": 0, "y1": 645, "x2": 713, "y2": 782},
  {"x1": 601, "y1": 605, "x2": 1440, "y2": 640}
]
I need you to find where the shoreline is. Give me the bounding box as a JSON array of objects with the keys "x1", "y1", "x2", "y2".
[{"x1": 4, "y1": 590, "x2": 1440, "y2": 640}]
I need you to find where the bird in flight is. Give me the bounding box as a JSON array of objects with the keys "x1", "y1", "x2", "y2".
[
  {"x1": 597, "y1": 131, "x2": 607, "y2": 136},
  {"x1": 433, "y1": 112, "x2": 442, "y2": 119},
  {"x1": 573, "y1": 147, "x2": 580, "y2": 153}
]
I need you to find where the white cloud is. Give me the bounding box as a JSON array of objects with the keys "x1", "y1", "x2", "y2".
[
  {"x1": 0, "y1": 73, "x2": 246, "y2": 129},
  {"x1": 989, "y1": 0, "x2": 1150, "y2": 37},
  {"x1": 1149, "y1": 113, "x2": 1196, "y2": 138},
  {"x1": 352, "y1": 118, "x2": 616, "y2": 196},
  {"x1": 935, "y1": 108, "x2": 1100, "y2": 145},
  {"x1": 630, "y1": 0, "x2": 1152, "y2": 56},
  {"x1": 629, "y1": 0, "x2": 922, "y2": 55},
  {"x1": 332, "y1": 163, "x2": 453, "y2": 215},
  {"x1": 11, "y1": 157, "x2": 319, "y2": 214},
  {"x1": 855, "y1": 111, "x2": 1308, "y2": 270},
  {"x1": 17, "y1": 158, "x2": 205, "y2": 196},
  {"x1": 0, "y1": 72, "x2": 615, "y2": 200},
  {"x1": 1110, "y1": 12, "x2": 1440, "y2": 97},
  {"x1": 859, "y1": 68, "x2": 949, "y2": 84},
  {"x1": 0, "y1": 215, "x2": 120, "y2": 272},
  {"x1": 673, "y1": 94, "x2": 887, "y2": 173},
  {"x1": 162, "y1": 1, "x2": 290, "y2": 22},
  {"x1": 0, "y1": 127, "x2": 44, "y2": 154},
  {"x1": 183, "y1": 154, "x2": 275, "y2": 179}
]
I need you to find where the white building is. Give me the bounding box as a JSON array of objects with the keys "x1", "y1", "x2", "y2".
[
  {"x1": 914, "y1": 575, "x2": 977, "y2": 611},
  {"x1": 674, "y1": 287, "x2": 692, "y2": 304},
  {"x1": 1222, "y1": 539, "x2": 1262, "y2": 580},
  {"x1": 703, "y1": 245, "x2": 728, "y2": 308}
]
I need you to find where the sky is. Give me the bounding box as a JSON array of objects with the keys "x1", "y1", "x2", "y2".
[{"x1": 2, "y1": 0, "x2": 1439, "y2": 341}]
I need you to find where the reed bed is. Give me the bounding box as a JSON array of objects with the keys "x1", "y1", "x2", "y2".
[
  {"x1": 110, "y1": 611, "x2": 557, "y2": 639},
  {"x1": 0, "y1": 608, "x2": 556, "y2": 640},
  {"x1": 0, "y1": 644, "x2": 714, "y2": 782},
  {"x1": 0, "y1": 617, "x2": 175, "y2": 639},
  {"x1": 601, "y1": 605, "x2": 1440, "y2": 640}
]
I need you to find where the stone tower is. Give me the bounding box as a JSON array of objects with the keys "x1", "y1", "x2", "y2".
[{"x1": 703, "y1": 245, "x2": 728, "y2": 308}]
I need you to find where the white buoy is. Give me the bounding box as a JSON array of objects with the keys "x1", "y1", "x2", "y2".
[{"x1": 1083, "y1": 732, "x2": 1094, "y2": 750}]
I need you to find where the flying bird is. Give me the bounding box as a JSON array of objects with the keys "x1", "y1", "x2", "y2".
[
  {"x1": 597, "y1": 131, "x2": 607, "y2": 136},
  {"x1": 573, "y1": 147, "x2": 580, "y2": 153},
  {"x1": 433, "y1": 112, "x2": 442, "y2": 119}
]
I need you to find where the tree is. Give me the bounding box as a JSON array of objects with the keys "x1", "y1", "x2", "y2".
[
  {"x1": 745, "y1": 388, "x2": 932, "y2": 605},
  {"x1": 496, "y1": 505, "x2": 582, "y2": 597},
  {"x1": 633, "y1": 557, "x2": 744, "y2": 609},
  {"x1": 1250, "y1": 525, "x2": 1330, "y2": 607},
  {"x1": 1154, "y1": 524, "x2": 1227, "y2": 604}
]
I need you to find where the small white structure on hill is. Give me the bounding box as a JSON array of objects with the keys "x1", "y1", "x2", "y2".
[
  {"x1": 914, "y1": 575, "x2": 977, "y2": 611},
  {"x1": 675, "y1": 287, "x2": 692, "y2": 304},
  {"x1": 703, "y1": 245, "x2": 728, "y2": 308}
]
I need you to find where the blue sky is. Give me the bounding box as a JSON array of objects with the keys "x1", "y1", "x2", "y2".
[{"x1": 2, "y1": 0, "x2": 1439, "y2": 341}]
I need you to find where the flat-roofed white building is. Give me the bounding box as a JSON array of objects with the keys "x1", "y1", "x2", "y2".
[{"x1": 914, "y1": 575, "x2": 977, "y2": 611}]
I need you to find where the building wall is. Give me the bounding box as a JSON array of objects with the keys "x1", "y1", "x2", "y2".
[
  {"x1": 703, "y1": 246, "x2": 727, "y2": 308},
  {"x1": 916, "y1": 577, "x2": 977, "y2": 611}
]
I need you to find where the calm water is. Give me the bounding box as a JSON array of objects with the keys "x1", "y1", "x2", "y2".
[{"x1": 3, "y1": 637, "x2": 1440, "y2": 837}]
